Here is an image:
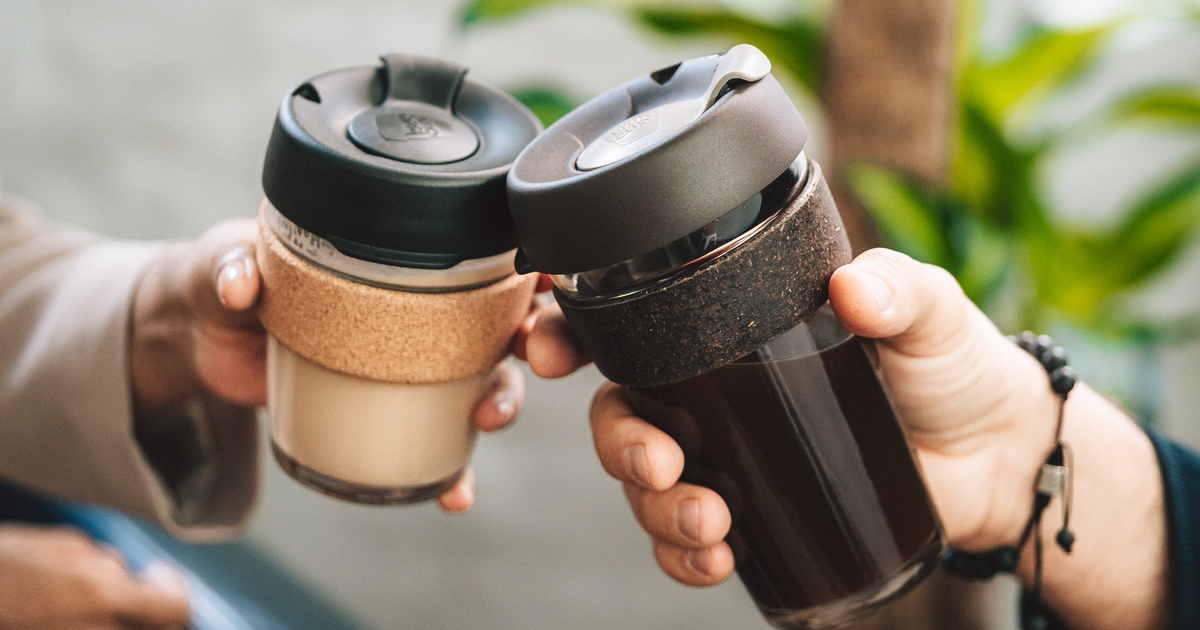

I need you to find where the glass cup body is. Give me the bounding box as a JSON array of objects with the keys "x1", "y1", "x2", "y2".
[
  {"x1": 263, "y1": 202, "x2": 514, "y2": 504},
  {"x1": 552, "y1": 157, "x2": 943, "y2": 626},
  {"x1": 627, "y1": 305, "x2": 942, "y2": 628}
]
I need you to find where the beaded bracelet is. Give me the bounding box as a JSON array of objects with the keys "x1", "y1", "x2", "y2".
[{"x1": 941, "y1": 331, "x2": 1077, "y2": 630}]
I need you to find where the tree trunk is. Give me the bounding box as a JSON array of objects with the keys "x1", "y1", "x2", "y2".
[
  {"x1": 822, "y1": 1, "x2": 1019, "y2": 628},
  {"x1": 822, "y1": 0, "x2": 957, "y2": 254}
]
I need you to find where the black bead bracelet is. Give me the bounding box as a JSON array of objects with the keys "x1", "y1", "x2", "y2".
[{"x1": 941, "y1": 331, "x2": 1077, "y2": 629}]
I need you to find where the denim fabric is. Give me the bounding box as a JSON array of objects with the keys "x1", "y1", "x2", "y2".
[{"x1": 0, "y1": 478, "x2": 364, "y2": 630}]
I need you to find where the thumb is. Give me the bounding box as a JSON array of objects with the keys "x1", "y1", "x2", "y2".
[{"x1": 828, "y1": 248, "x2": 989, "y2": 359}]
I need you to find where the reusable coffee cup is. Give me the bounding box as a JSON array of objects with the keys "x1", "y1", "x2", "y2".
[
  {"x1": 257, "y1": 53, "x2": 540, "y2": 504},
  {"x1": 507, "y1": 45, "x2": 943, "y2": 628}
]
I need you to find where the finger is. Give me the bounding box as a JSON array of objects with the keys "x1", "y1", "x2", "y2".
[
  {"x1": 438, "y1": 468, "x2": 476, "y2": 513},
  {"x1": 192, "y1": 320, "x2": 268, "y2": 407},
  {"x1": 101, "y1": 563, "x2": 190, "y2": 629},
  {"x1": 829, "y1": 248, "x2": 990, "y2": 358},
  {"x1": 511, "y1": 306, "x2": 539, "y2": 363},
  {"x1": 127, "y1": 561, "x2": 191, "y2": 630},
  {"x1": 26, "y1": 524, "x2": 95, "y2": 551},
  {"x1": 590, "y1": 383, "x2": 684, "y2": 491},
  {"x1": 97, "y1": 543, "x2": 128, "y2": 569},
  {"x1": 188, "y1": 219, "x2": 261, "y2": 328},
  {"x1": 138, "y1": 561, "x2": 190, "y2": 600},
  {"x1": 624, "y1": 482, "x2": 731, "y2": 548},
  {"x1": 472, "y1": 361, "x2": 524, "y2": 433},
  {"x1": 214, "y1": 246, "x2": 260, "y2": 311},
  {"x1": 525, "y1": 301, "x2": 590, "y2": 378},
  {"x1": 652, "y1": 540, "x2": 735, "y2": 587},
  {"x1": 512, "y1": 277, "x2": 554, "y2": 362},
  {"x1": 187, "y1": 220, "x2": 269, "y2": 407}
]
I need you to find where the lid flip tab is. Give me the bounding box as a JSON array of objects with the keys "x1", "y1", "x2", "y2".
[
  {"x1": 261, "y1": 53, "x2": 542, "y2": 268},
  {"x1": 576, "y1": 44, "x2": 772, "y2": 171},
  {"x1": 348, "y1": 55, "x2": 481, "y2": 164},
  {"x1": 507, "y1": 44, "x2": 808, "y2": 275}
]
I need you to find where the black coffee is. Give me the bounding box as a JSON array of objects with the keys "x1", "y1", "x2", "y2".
[{"x1": 629, "y1": 331, "x2": 939, "y2": 614}]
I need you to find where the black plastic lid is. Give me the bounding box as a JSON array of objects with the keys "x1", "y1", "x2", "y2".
[
  {"x1": 262, "y1": 53, "x2": 542, "y2": 269},
  {"x1": 506, "y1": 45, "x2": 808, "y2": 274}
]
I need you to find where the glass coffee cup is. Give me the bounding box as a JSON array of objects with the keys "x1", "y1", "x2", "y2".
[
  {"x1": 257, "y1": 53, "x2": 540, "y2": 504},
  {"x1": 507, "y1": 45, "x2": 943, "y2": 627}
]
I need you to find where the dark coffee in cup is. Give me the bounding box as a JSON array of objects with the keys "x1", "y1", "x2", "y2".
[
  {"x1": 506, "y1": 44, "x2": 943, "y2": 627},
  {"x1": 630, "y1": 306, "x2": 940, "y2": 626}
]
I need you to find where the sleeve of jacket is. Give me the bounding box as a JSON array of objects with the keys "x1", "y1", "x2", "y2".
[
  {"x1": 1147, "y1": 430, "x2": 1200, "y2": 630},
  {"x1": 0, "y1": 195, "x2": 259, "y2": 542}
]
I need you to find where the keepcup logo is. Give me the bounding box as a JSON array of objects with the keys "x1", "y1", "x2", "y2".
[
  {"x1": 377, "y1": 112, "x2": 452, "y2": 141},
  {"x1": 606, "y1": 110, "x2": 660, "y2": 146}
]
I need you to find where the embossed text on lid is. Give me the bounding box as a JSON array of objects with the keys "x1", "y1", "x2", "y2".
[{"x1": 347, "y1": 55, "x2": 481, "y2": 164}]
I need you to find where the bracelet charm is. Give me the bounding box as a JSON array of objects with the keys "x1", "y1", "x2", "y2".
[{"x1": 942, "y1": 331, "x2": 1077, "y2": 629}]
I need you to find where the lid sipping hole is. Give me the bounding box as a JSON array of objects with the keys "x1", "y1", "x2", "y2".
[
  {"x1": 371, "y1": 66, "x2": 388, "y2": 105},
  {"x1": 292, "y1": 83, "x2": 321, "y2": 103},
  {"x1": 649, "y1": 62, "x2": 681, "y2": 85}
]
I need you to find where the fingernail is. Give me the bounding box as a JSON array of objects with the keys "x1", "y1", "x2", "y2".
[
  {"x1": 215, "y1": 246, "x2": 252, "y2": 307},
  {"x1": 863, "y1": 271, "x2": 893, "y2": 315},
  {"x1": 676, "y1": 498, "x2": 701, "y2": 542},
  {"x1": 140, "y1": 561, "x2": 189, "y2": 597},
  {"x1": 216, "y1": 260, "x2": 248, "y2": 307},
  {"x1": 493, "y1": 388, "x2": 517, "y2": 419},
  {"x1": 685, "y1": 548, "x2": 713, "y2": 576},
  {"x1": 624, "y1": 443, "x2": 651, "y2": 487}
]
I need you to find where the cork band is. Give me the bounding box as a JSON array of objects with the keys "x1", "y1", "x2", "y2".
[
  {"x1": 257, "y1": 207, "x2": 536, "y2": 384},
  {"x1": 557, "y1": 161, "x2": 851, "y2": 387}
]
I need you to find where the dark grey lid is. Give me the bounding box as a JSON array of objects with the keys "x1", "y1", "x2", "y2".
[
  {"x1": 262, "y1": 53, "x2": 542, "y2": 269},
  {"x1": 506, "y1": 45, "x2": 808, "y2": 274}
]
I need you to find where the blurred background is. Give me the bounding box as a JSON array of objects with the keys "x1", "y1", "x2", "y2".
[{"x1": 1, "y1": 0, "x2": 1198, "y2": 628}]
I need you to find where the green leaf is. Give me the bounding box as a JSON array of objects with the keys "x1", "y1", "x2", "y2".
[
  {"x1": 951, "y1": 101, "x2": 1047, "y2": 232},
  {"x1": 963, "y1": 24, "x2": 1112, "y2": 124},
  {"x1": 635, "y1": 7, "x2": 825, "y2": 97},
  {"x1": 1098, "y1": 313, "x2": 1200, "y2": 345},
  {"x1": 949, "y1": 209, "x2": 1011, "y2": 306},
  {"x1": 459, "y1": 0, "x2": 600, "y2": 26},
  {"x1": 1039, "y1": 159, "x2": 1200, "y2": 321},
  {"x1": 1110, "y1": 86, "x2": 1200, "y2": 129},
  {"x1": 510, "y1": 87, "x2": 581, "y2": 126},
  {"x1": 460, "y1": 1, "x2": 826, "y2": 97},
  {"x1": 844, "y1": 163, "x2": 950, "y2": 267},
  {"x1": 1097, "y1": 158, "x2": 1200, "y2": 290},
  {"x1": 844, "y1": 162, "x2": 1012, "y2": 307}
]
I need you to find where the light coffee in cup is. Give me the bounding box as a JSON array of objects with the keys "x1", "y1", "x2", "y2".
[{"x1": 257, "y1": 53, "x2": 541, "y2": 504}]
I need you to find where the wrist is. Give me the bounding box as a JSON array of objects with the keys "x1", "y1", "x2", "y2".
[
  {"x1": 1023, "y1": 385, "x2": 1168, "y2": 630},
  {"x1": 941, "y1": 333, "x2": 1168, "y2": 630},
  {"x1": 943, "y1": 339, "x2": 1063, "y2": 551}
]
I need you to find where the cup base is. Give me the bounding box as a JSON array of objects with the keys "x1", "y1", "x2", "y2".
[
  {"x1": 759, "y1": 536, "x2": 944, "y2": 629},
  {"x1": 271, "y1": 441, "x2": 463, "y2": 505}
]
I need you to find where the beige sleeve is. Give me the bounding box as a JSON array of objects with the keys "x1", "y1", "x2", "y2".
[{"x1": 0, "y1": 196, "x2": 259, "y2": 542}]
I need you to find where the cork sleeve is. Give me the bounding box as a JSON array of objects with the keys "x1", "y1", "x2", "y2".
[
  {"x1": 557, "y1": 161, "x2": 851, "y2": 387},
  {"x1": 256, "y1": 208, "x2": 537, "y2": 384}
]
